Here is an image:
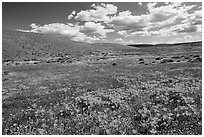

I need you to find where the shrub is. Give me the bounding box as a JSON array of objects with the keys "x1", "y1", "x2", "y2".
[
  {"x1": 160, "y1": 59, "x2": 168, "y2": 63},
  {"x1": 167, "y1": 59, "x2": 174, "y2": 63},
  {"x1": 155, "y1": 57, "x2": 162, "y2": 60},
  {"x1": 193, "y1": 57, "x2": 202, "y2": 62},
  {"x1": 139, "y1": 61, "x2": 145, "y2": 64},
  {"x1": 112, "y1": 63, "x2": 117, "y2": 66}
]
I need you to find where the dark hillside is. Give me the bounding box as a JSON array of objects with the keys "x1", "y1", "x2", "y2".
[
  {"x1": 3, "y1": 30, "x2": 139, "y2": 62},
  {"x1": 3, "y1": 29, "x2": 201, "y2": 62},
  {"x1": 2, "y1": 30, "x2": 95, "y2": 61},
  {"x1": 128, "y1": 41, "x2": 202, "y2": 48}
]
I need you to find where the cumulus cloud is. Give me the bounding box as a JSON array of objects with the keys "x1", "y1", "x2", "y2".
[
  {"x1": 117, "y1": 30, "x2": 128, "y2": 36},
  {"x1": 147, "y1": 2, "x2": 158, "y2": 11},
  {"x1": 16, "y1": 29, "x2": 31, "y2": 33},
  {"x1": 148, "y1": 27, "x2": 177, "y2": 37},
  {"x1": 72, "y1": 33, "x2": 100, "y2": 43},
  {"x1": 182, "y1": 10, "x2": 202, "y2": 25},
  {"x1": 30, "y1": 23, "x2": 39, "y2": 29},
  {"x1": 68, "y1": 10, "x2": 76, "y2": 20},
  {"x1": 149, "y1": 20, "x2": 201, "y2": 37},
  {"x1": 147, "y1": 2, "x2": 196, "y2": 27},
  {"x1": 138, "y1": 2, "x2": 143, "y2": 6},
  {"x1": 79, "y1": 21, "x2": 114, "y2": 37},
  {"x1": 114, "y1": 38, "x2": 134, "y2": 45},
  {"x1": 17, "y1": 2, "x2": 201, "y2": 44},
  {"x1": 130, "y1": 3, "x2": 202, "y2": 37},
  {"x1": 117, "y1": 29, "x2": 151, "y2": 37},
  {"x1": 107, "y1": 2, "x2": 197, "y2": 33},
  {"x1": 167, "y1": 34, "x2": 195, "y2": 43},
  {"x1": 28, "y1": 23, "x2": 81, "y2": 37},
  {"x1": 171, "y1": 23, "x2": 201, "y2": 33},
  {"x1": 74, "y1": 3, "x2": 117, "y2": 22},
  {"x1": 184, "y1": 35, "x2": 192, "y2": 40},
  {"x1": 109, "y1": 10, "x2": 150, "y2": 32},
  {"x1": 18, "y1": 23, "x2": 102, "y2": 43},
  {"x1": 131, "y1": 29, "x2": 151, "y2": 37}
]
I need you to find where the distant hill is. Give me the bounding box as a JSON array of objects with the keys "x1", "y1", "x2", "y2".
[
  {"x1": 3, "y1": 29, "x2": 139, "y2": 62},
  {"x1": 2, "y1": 29, "x2": 202, "y2": 62},
  {"x1": 127, "y1": 41, "x2": 202, "y2": 47},
  {"x1": 2, "y1": 29, "x2": 96, "y2": 61}
]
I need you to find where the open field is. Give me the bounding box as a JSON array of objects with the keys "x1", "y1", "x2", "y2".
[{"x1": 2, "y1": 31, "x2": 202, "y2": 135}]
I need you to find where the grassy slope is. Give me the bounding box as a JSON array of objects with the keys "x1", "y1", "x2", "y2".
[
  {"x1": 2, "y1": 30, "x2": 202, "y2": 135},
  {"x1": 2, "y1": 30, "x2": 135, "y2": 62}
]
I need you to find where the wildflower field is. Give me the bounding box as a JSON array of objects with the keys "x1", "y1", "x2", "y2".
[{"x1": 2, "y1": 42, "x2": 202, "y2": 135}]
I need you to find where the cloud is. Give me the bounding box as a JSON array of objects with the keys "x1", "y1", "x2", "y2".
[
  {"x1": 74, "y1": 3, "x2": 117, "y2": 22},
  {"x1": 108, "y1": 10, "x2": 150, "y2": 32},
  {"x1": 72, "y1": 33, "x2": 100, "y2": 43},
  {"x1": 108, "y1": 2, "x2": 196, "y2": 33},
  {"x1": 149, "y1": 20, "x2": 201, "y2": 37},
  {"x1": 131, "y1": 29, "x2": 151, "y2": 36},
  {"x1": 138, "y1": 2, "x2": 143, "y2": 6},
  {"x1": 147, "y1": 2, "x2": 196, "y2": 27},
  {"x1": 117, "y1": 29, "x2": 152, "y2": 37},
  {"x1": 171, "y1": 8, "x2": 202, "y2": 34},
  {"x1": 134, "y1": 3, "x2": 202, "y2": 36},
  {"x1": 28, "y1": 23, "x2": 81, "y2": 37},
  {"x1": 167, "y1": 34, "x2": 195, "y2": 43},
  {"x1": 79, "y1": 21, "x2": 114, "y2": 37},
  {"x1": 182, "y1": 10, "x2": 202, "y2": 25},
  {"x1": 171, "y1": 23, "x2": 201, "y2": 33},
  {"x1": 17, "y1": 2, "x2": 201, "y2": 44},
  {"x1": 16, "y1": 29, "x2": 30, "y2": 33},
  {"x1": 184, "y1": 35, "x2": 192, "y2": 40},
  {"x1": 68, "y1": 10, "x2": 76, "y2": 20},
  {"x1": 114, "y1": 38, "x2": 134, "y2": 45},
  {"x1": 117, "y1": 30, "x2": 128, "y2": 36},
  {"x1": 30, "y1": 23, "x2": 39, "y2": 29},
  {"x1": 17, "y1": 23, "x2": 102, "y2": 43},
  {"x1": 149, "y1": 27, "x2": 177, "y2": 37},
  {"x1": 147, "y1": 2, "x2": 158, "y2": 11}
]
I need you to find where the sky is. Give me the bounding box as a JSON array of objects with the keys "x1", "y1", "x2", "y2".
[{"x1": 2, "y1": 2, "x2": 202, "y2": 44}]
